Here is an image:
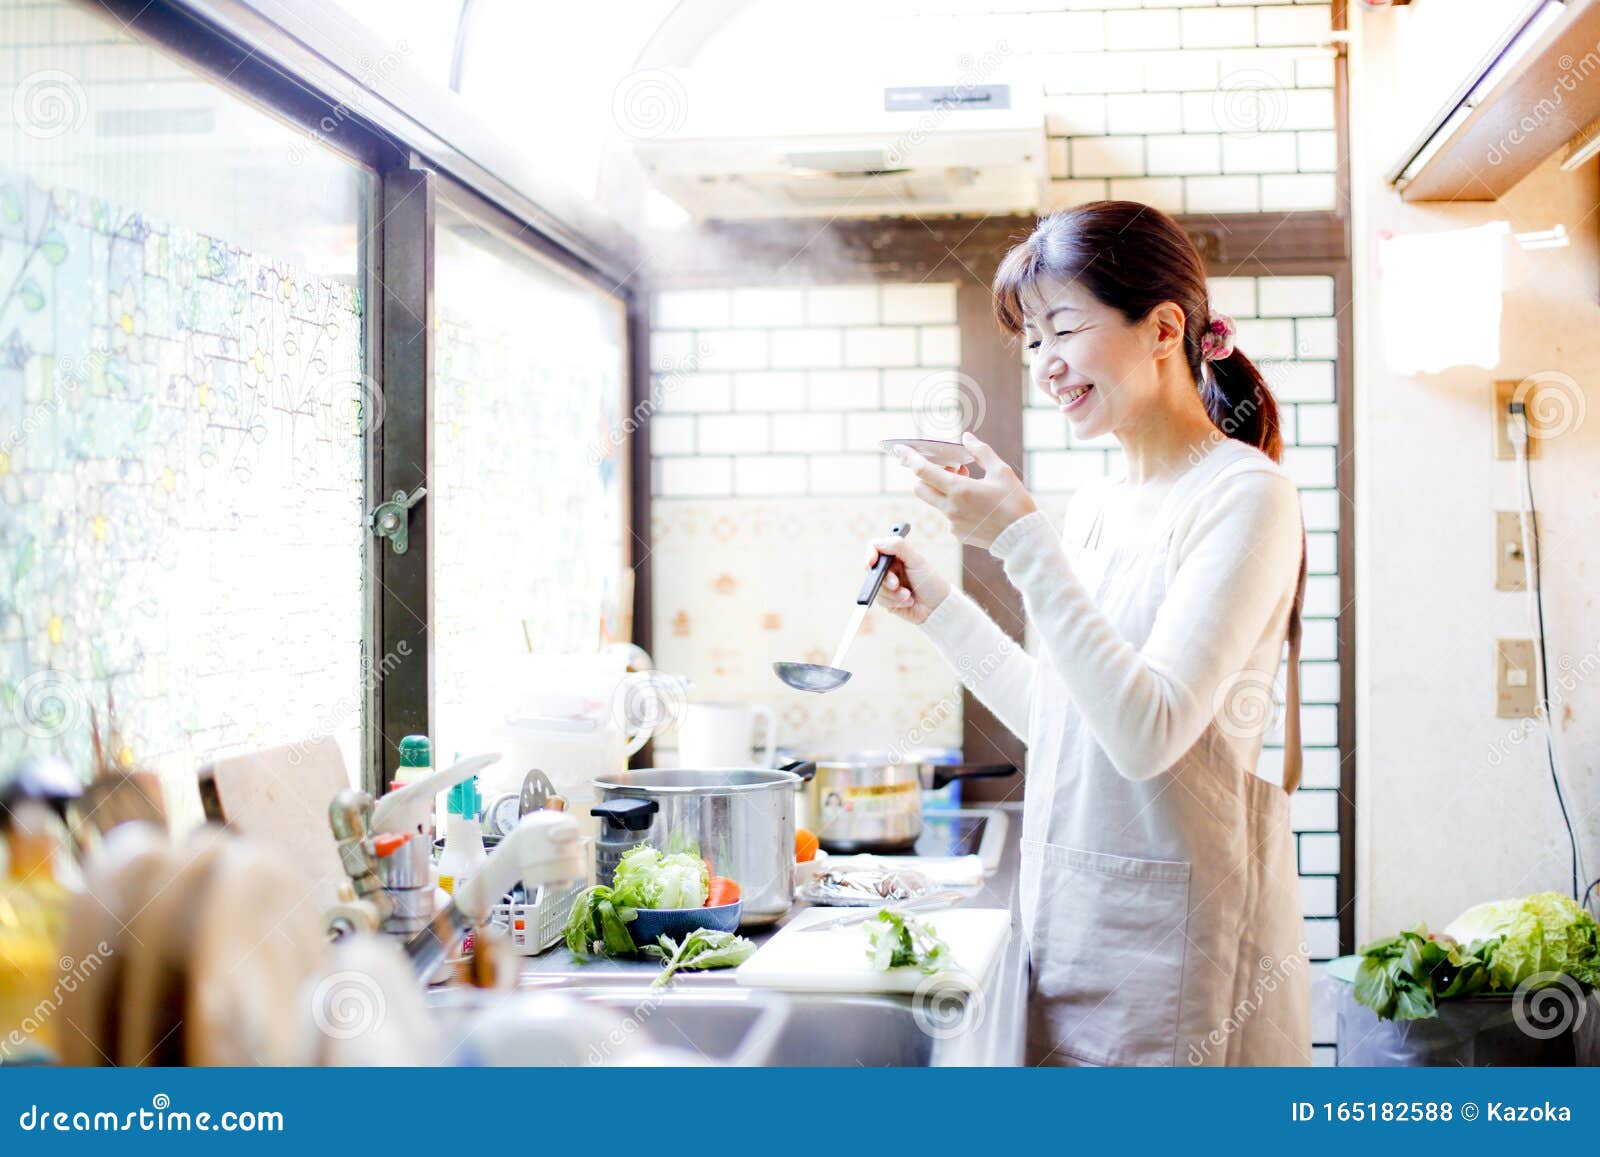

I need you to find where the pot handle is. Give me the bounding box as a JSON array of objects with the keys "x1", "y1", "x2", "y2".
[
  {"x1": 929, "y1": 763, "x2": 1017, "y2": 791},
  {"x1": 590, "y1": 797, "x2": 659, "y2": 831},
  {"x1": 779, "y1": 759, "x2": 817, "y2": 784}
]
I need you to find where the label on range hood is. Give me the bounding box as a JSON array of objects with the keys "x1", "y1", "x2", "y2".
[{"x1": 884, "y1": 84, "x2": 1011, "y2": 112}]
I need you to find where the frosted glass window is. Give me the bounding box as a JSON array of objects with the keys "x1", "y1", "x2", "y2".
[
  {"x1": 431, "y1": 193, "x2": 630, "y2": 761},
  {"x1": 1, "y1": 0, "x2": 373, "y2": 820}
]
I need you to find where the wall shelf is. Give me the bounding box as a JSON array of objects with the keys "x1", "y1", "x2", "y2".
[{"x1": 1396, "y1": 0, "x2": 1600, "y2": 201}]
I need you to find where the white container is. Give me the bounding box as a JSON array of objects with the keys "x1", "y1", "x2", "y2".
[{"x1": 678, "y1": 701, "x2": 778, "y2": 769}]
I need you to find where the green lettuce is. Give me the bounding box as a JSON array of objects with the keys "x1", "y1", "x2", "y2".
[
  {"x1": 1444, "y1": 891, "x2": 1600, "y2": 990},
  {"x1": 865, "y1": 908, "x2": 954, "y2": 974},
  {"x1": 563, "y1": 885, "x2": 638, "y2": 957},
  {"x1": 610, "y1": 844, "x2": 709, "y2": 910},
  {"x1": 1353, "y1": 926, "x2": 1492, "y2": 1021}
]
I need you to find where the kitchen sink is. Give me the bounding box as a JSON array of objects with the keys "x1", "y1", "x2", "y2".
[{"x1": 426, "y1": 981, "x2": 940, "y2": 1066}]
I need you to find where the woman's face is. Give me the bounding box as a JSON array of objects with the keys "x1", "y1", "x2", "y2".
[{"x1": 1020, "y1": 276, "x2": 1165, "y2": 443}]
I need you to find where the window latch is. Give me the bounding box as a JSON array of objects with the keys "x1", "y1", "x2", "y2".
[{"x1": 369, "y1": 485, "x2": 426, "y2": 555}]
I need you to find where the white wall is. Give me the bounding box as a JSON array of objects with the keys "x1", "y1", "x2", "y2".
[{"x1": 1352, "y1": 7, "x2": 1600, "y2": 939}]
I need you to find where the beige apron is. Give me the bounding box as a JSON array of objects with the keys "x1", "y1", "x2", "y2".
[{"x1": 1021, "y1": 443, "x2": 1311, "y2": 1067}]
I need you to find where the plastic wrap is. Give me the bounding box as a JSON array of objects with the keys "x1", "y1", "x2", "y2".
[{"x1": 1330, "y1": 978, "x2": 1600, "y2": 1066}]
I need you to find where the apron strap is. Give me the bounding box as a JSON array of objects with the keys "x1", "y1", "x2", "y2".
[{"x1": 1280, "y1": 523, "x2": 1309, "y2": 795}]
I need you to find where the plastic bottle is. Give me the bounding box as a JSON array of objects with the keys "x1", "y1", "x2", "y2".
[
  {"x1": 387, "y1": 735, "x2": 437, "y2": 837},
  {"x1": 436, "y1": 776, "x2": 486, "y2": 897}
]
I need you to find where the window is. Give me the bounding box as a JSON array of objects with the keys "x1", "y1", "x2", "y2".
[
  {"x1": 1, "y1": 0, "x2": 374, "y2": 820},
  {"x1": 430, "y1": 190, "x2": 630, "y2": 761}
]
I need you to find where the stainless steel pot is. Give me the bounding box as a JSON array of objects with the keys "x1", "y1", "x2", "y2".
[
  {"x1": 797, "y1": 753, "x2": 1016, "y2": 854},
  {"x1": 591, "y1": 761, "x2": 815, "y2": 926}
]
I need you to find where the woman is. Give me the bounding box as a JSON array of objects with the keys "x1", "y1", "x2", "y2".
[{"x1": 873, "y1": 202, "x2": 1312, "y2": 1066}]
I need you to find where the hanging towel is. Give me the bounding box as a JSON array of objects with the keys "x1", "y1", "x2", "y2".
[{"x1": 1378, "y1": 221, "x2": 1508, "y2": 375}]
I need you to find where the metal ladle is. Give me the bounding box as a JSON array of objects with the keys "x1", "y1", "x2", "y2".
[{"x1": 774, "y1": 522, "x2": 910, "y2": 693}]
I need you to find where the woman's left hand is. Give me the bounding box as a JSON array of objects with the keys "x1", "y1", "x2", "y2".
[{"x1": 893, "y1": 432, "x2": 1038, "y2": 549}]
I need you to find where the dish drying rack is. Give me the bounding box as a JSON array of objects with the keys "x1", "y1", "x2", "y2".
[{"x1": 488, "y1": 879, "x2": 586, "y2": 954}]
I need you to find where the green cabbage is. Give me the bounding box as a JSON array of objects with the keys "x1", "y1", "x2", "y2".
[
  {"x1": 1444, "y1": 891, "x2": 1600, "y2": 991},
  {"x1": 610, "y1": 844, "x2": 709, "y2": 910}
]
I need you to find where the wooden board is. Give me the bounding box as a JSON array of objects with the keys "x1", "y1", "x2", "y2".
[
  {"x1": 736, "y1": 907, "x2": 1012, "y2": 995},
  {"x1": 198, "y1": 736, "x2": 352, "y2": 913}
]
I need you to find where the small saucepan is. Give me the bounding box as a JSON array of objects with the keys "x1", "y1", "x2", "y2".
[{"x1": 794, "y1": 751, "x2": 1016, "y2": 853}]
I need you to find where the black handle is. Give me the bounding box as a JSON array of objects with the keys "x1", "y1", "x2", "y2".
[
  {"x1": 929, "y1": 763, "x2": 1018, "y2": 791},
  {"x1": 779, "y1": 759, "x2": 817, "y2": 783},
  {"x1": 590, "y1": 797, "x2": 659, "y2": 832},
  {"x1": 856, "y1": 522, "x2": 912, "y2": 607}
]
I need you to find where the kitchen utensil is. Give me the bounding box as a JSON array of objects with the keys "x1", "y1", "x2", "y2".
[
  {"x1": 519, "y1": 768, "x2": 557, "y2": 817},
  {"x1": 878, "y1": 436, "x2": 976, "y2": 467},
  {"x1": 798, "y1": 889, "x2": 967, "y2": 931},
  {"x1": 774, "y1": 522, "x2": 910, "y2": 694},
  {"x1": 736, "y1": 906, "x2": 1012, "y2": 994},
  {"x1": 678, "y1": 701, "x2": 778, "y2": 768},
  {"x1": 629, "y1": 899, "x2": 743, "y2": 944},
  {"x1": 591, "y1": 761, "x2": 817, "y2": 926},
  {"x1": 797, "y1": 751, "x2": 1017, "y2": 853}
]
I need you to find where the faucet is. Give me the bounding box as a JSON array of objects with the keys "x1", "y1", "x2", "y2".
[{"x1": 404, "y1": 809, "x2": 584, "y2": 978}]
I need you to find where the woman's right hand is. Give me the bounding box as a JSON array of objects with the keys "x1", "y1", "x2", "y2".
[{"x1": 865, "y1": 534, "x2": 951, "y2": 626}]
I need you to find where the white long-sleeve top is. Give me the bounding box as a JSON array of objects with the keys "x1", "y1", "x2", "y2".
[{"x1": 920, "y1": 443, "x2": 1303, "y2": 782}]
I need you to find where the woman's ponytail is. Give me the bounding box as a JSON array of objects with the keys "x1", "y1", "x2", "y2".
[{"x1": 1199, "y1": 343, "x2": 1284, "y2": 464}]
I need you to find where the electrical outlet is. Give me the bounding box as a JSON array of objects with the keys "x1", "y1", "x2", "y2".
[
  {"x1": 1495, "y1": 511, "x2": 1529, "y2": 590},
  {"x1": 1493, "y1": 380, "x2": 1542, "y2": 460},
  {"x1": 1495, "y1": 638, "x2": 1538, "y2": 718}
]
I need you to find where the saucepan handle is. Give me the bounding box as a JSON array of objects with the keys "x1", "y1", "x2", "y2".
[
  {"x1": 779, "y1": 759, "x2": 817, "y2": 784},
  {"x1": 929, "y1": 763, "x2": 1018, "y2": 791}
]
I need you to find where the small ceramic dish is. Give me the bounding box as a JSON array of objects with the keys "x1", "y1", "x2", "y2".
[
  {"x1": 629, "y1": 900, "x2": 742, "y2": 944},
  {"x1": 879, "y1": 436, "x2": 975, "y2": 467}
]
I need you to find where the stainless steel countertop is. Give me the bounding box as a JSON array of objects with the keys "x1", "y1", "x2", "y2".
[{"x1": 499, "y1": 803, "x2": 1027, "y2": 1066}]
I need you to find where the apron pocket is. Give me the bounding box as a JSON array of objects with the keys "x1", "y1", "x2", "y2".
[{"x1": 1025, "y1": 839, "x2": 1191, "y2": 1066}]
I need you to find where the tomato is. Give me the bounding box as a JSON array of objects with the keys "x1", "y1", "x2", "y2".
[
  {"x1": 706, "y1": 876, "x2": 741, "y2": 906},
  {"x1": 795, "y1": 828, "x2": 820, "y2": 864}
]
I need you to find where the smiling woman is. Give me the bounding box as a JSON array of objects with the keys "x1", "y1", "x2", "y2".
[{"x1": 875, "y1": 201, "x2": 1311, "y2": 1067}]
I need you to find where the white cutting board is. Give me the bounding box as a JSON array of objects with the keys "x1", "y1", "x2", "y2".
[{"x1": 737, "y1": 907, "x2": 1012, "y2": 994}]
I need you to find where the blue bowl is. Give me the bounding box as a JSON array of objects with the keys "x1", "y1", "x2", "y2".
[{"x1": 628, "y1": 901, "x2": 742, "y2": 947}]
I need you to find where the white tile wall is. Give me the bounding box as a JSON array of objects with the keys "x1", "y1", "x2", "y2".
[
  {"x1": 1027, "y1": 3, "x2": 1337, "y2": 214},
  {"x1": 652, "y1": 283, "x2": 960, "y2": 498}
]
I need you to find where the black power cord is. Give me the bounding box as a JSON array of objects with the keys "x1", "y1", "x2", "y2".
[{"x1": 1510, "y1": 401, "x2": 1582, "y2": 902}]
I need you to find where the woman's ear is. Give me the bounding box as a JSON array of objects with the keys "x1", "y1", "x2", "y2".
[{"x1": 1149, "y1": 302, "x2": 1187, "y2": 360}]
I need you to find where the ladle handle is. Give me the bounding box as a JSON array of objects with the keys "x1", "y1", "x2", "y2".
[{"x1": 856, "y1": 522, "x2": 911, "y2": 606}]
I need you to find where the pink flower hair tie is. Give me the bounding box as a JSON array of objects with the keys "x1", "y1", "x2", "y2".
[{"x1": 1200, "y1": 314, "x2": 1237, "y2": 362}]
